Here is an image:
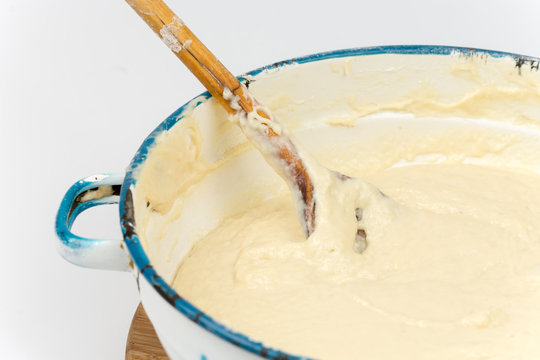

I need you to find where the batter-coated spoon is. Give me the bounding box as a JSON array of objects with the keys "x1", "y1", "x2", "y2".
[{"x1": 125, "y1": 0, "x2": 387, "y2": 252}]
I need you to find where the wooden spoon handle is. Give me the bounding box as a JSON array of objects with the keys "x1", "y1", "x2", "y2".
[
  {"x1": 125, "y1": 0, "x2": 316, "y2": 235},
  {"x1": 126, "y1": 0, "x2": 239, "y2": 111}
]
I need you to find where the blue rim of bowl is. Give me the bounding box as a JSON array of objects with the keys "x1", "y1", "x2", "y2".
[{"x1": 118, "y1": 45, "x2": 539, "y2": 359}]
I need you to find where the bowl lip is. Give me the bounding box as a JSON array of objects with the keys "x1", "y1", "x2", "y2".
[{"x1": 118, "y1": 44, "x2": 539, "y2": 359}]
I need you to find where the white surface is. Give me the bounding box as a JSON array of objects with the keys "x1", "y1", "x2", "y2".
[{"x1": 1, "y1": 0, "x2": 539, "y2": 359}]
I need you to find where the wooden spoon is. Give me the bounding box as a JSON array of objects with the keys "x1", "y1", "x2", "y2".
[{"x1": 125, "y1": 0, "x2": 370, "y2": 251}]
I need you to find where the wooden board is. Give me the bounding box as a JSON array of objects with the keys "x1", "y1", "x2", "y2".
[{"x1": 126, "y1": 304, "x2": 170, "y2": 360}]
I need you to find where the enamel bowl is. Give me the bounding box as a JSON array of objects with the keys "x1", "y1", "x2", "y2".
[{"x1": 55, "y1": 45, "x2": 540, "y2": 360}]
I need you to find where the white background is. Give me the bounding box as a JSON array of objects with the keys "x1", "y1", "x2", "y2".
[{"x1": 2, "y1": 0, "x2": 540, "y2": 359}]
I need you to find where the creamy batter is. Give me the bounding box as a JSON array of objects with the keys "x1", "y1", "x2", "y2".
[
  {"x1": 175, "y1": 164, "x2": 540, "y2": 359},
  {"x1": 134, "y1": 53, "x2": 540, "y2": 359}
]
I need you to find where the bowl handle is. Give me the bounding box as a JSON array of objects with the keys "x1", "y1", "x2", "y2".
[{"x1": 55, "y1": 173, "x2": 131, "y2": 271}]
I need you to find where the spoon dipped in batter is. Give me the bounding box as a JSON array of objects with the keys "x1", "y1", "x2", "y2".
[{"x1": 126, "y1": 0, "x2": 396, "y2": 253}]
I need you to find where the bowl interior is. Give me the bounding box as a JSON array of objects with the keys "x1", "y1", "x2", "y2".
[{"x1": 120, "y1": 45, "x2": 540, "y2": 358}]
